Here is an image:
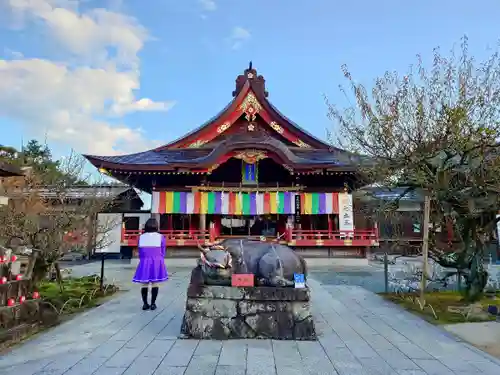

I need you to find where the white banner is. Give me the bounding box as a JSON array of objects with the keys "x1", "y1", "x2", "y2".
[
  {"x1": 151, "y1": 191, "x2": 160, "y2": 213},
  {"x1": 338, "y1": 193, "x2": 354, "y2": 232}
]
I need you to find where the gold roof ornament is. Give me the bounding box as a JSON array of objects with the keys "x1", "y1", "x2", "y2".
[
  {"x1": 217, "y1": 122, "x2": 231, "y2": 134},
  {"x1": 239, "y1": 92, "x2": 262, "y2": 121},
  {"x1": 293, "y1": 139, "x2": 311, "y2": 148},
  {"x1": 188, "y1": 139, "x2": 208, "y2": 148},
  {"x1": 269, "y1": 121, "x2": 284, "y2": 134},
  {"x1": 98, "y1": 167, "x2": 110, "y2": 176},
  {"x1": 233, "y1": 150, "x2": 268, "y2": 164}
]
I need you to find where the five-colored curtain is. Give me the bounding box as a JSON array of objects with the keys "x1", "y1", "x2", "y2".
[{"x1": 152, "y1": 191, "x2": 346, "y2": 215}]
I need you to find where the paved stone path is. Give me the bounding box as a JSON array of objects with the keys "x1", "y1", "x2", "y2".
[{"x1": 1, "y1": 271, "x2": 500, "y2": 375}]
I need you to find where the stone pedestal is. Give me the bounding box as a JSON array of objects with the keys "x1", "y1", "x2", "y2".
[{"x1": 180, "y1": 284, "x2": 316, "y2": 340}]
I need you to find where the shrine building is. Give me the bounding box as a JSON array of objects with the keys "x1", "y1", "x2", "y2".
[{"x1": 84, "y1": 64, "x2": 379, "y2": 257}]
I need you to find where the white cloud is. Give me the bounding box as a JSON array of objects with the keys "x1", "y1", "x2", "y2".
[
  {"x1": 0, "y1": 59, "x2": 168, "y2": 154},
  {"x1": 112, "y1": 98, "x2": 177, "y2": 116},
  {"x1": 229, "y1": 26, "x2": 251, "y2": 50},
  {"x1": 199, "y1": 0, "x2": 216, "y2": 12},
  {"x1": 0, "y1": 0, "x2": 173, "y2": 155},
  {"x1": 6, "y1": 0, "x2": 148, "y2": 67}
]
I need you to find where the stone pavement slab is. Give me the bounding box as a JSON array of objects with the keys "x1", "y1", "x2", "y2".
[{"x1": 1, "y1": 272, "x2": 500, "y2": 375}]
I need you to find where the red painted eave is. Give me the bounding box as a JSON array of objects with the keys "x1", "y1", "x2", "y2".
[{"x1": 257, "y1": 94, "x2": 331, "y2": 150}]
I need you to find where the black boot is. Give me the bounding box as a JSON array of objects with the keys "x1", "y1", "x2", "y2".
[
  {"x1": 141, "y1": 287, "x2": 150, "y2": 310},
  {"x1": 151, "y1": 287, "x2": 159, "y2": 310}
]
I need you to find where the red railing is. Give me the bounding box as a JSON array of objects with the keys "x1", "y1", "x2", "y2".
[
  {"x1": 121, "y1": 229, "x2": 212, "y2": 247},
  {"x1": 287, "y1": 229, "x2": 379, "y2": 247},
  {"x1": 121, "y1": 227, "x2": 379, "y2": 247}
]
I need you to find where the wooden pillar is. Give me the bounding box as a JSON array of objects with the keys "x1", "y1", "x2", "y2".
[
  {"x1": 209, "y1": 221, "x2": 216, "y2": 242},
  {"x1": 214, "y1": 216, "x2": 221, "y2": 237},
  {"x1": 200, "y1": 214, "x2": 206, "y2": 232},
  {"x1": 151, "y1": 213, "x2": 160, "y2": 226}
]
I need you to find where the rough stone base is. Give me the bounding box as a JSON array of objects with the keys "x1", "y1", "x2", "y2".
[{"x1": 180, "y1": 283, "x2": 316, "y2": 340}]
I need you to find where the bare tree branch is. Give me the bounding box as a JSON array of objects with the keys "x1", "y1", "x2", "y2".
[
  {"x1": 0, "y1": 152, "x2": 127, "y2": 286},
  {"x1": 328, "y1": 36, "x2": 500, "y2": 301}
]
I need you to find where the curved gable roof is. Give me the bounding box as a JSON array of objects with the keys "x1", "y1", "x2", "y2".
[
  {"x1": 156, "y1": 65, "x2": 332, "y2": 150},
  {"x1": 83, "y1": 64, "x2": 365, "y2": 172}
]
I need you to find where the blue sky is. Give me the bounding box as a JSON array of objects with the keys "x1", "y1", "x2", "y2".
[{"x1": 1, "y1": 0, "x2": 500, "y2": 160}]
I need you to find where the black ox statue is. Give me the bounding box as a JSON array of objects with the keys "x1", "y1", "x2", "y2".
[{"x1": 191, "y1": 238, "x2": 308, "y2": 287}]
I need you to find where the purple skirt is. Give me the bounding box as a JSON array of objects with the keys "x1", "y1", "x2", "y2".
[{"x1": 132, "y1": 256, "x2": 168, "y2": 283}]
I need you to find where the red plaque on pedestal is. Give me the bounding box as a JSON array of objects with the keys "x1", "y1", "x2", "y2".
[{"x1": 231, "y1": 274, "x2": 254, "y2": 287}]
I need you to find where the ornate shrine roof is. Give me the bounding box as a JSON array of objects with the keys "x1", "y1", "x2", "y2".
[{"x1": 84, "y1": 64, "x2": 360, "y2": 173}]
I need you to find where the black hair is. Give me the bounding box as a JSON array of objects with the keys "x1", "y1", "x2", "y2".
[{"x1": 144, "y1": 218, "x2": 159, "y2": 233}]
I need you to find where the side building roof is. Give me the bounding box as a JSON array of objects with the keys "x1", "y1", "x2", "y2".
[{"x1": 0, "y1": 162, "x2": 23, "y2": 177}]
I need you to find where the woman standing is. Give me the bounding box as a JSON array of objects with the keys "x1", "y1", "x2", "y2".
[{"x1": 132, "y1": 218, "x2": 168, "y2": 310}]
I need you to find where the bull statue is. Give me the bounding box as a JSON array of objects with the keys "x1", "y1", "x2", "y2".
[{"x1": 193, "y1": 239, "x2": 307, "y2": 287}]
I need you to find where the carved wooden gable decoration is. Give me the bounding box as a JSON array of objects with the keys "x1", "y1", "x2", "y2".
[
  {"x1": 168, "y1": 65, "x2": 319, "y2": 150},
  {"x1": 182, "y1": 89, "x2": 312, "y2": 149}
]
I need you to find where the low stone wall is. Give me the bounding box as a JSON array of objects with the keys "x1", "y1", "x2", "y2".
[{"x1": 180, "y1": 284, "x2": 316, "y2": 340}]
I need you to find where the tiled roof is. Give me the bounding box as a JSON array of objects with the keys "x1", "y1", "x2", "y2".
[
  {"x1": 37, "y1": 186, "x2": 135, "y2": 199},
  {"x1": 7, "y1": 185, "x2": 137, "y2": 199},
  {"x1": 85, "y1": 135, "x2": 348, "y2": 167},
  {"x1": 0, "y1": 162, "x2": 23, "y2": 177},
  {"x1": 88, "y1": 149, "x2": 212, "y2": 165},
  {"x1": 359, "y1": 187, "x2": 424, "y2": 202}
]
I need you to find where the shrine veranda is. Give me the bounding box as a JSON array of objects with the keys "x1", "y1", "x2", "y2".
[{"x1": 84, "y1": 64, "x2": 379, "y2": 257}]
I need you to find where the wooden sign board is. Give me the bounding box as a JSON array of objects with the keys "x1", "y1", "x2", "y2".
[{"x1": 231, "y1": 274, "x2": 254, "y2": 287}]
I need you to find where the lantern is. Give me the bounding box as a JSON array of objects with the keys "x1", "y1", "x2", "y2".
[
  {"x1": 0, "y1": 276, "x2": 7, "y2": 284},
  {"x1": 32, "y1": 291, "x2": 40, "y2": 299},
  {"x1": 15, "y1": 274, "x2": 22, "y2": 281},
  {"x1": 0, "y1": 256, "x2": 6, "y2": 263},
  {"x1": 7, "y1": 298, "x2": 15, "y2": 307},
  {"x1": 19, "y1": 296, "x2": 26, "y2": 303},
  {"x1": 11, "y1": 255, "x2": 17, "y2": 262}
]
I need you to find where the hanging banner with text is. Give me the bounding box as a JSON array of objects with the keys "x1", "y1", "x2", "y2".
[
  {"x1": 338, "y1": 193, "x2": 354, "y2": 231},
  {"x1": 294, "y1": 194, "x2": 301, "y2": 224}
]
